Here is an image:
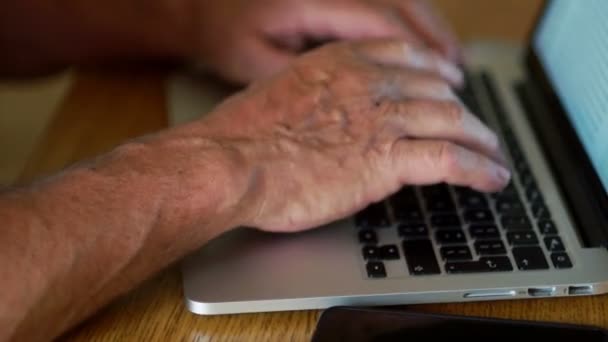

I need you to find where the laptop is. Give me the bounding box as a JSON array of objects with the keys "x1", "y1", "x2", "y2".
[{"x1": 174, "y1": 0, "x2": 608, "y2": 315}]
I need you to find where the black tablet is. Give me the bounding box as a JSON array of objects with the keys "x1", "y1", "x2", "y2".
[{"x1": 312, "y1": 306, "x2": 608, "y2": 342}]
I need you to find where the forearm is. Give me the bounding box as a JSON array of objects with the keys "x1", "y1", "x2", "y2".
[
  {"x1": 0, "y1": 135, "x2": 246, "y2": 341},
  {"x1": 0, "y1": 0, "x2": 194, "y2": 76}
]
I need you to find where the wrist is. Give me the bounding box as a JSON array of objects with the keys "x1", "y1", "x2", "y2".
[{"x1": 120, "y1": 133, "x2": 253, "y2": 245}]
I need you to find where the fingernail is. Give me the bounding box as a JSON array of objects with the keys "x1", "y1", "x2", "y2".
[
  {"x1": 496, "y1": 165, "x2": 512, "y2": 184},
  {"x1": 438, "y1": 59, "x2": 464, "y2": 86}
]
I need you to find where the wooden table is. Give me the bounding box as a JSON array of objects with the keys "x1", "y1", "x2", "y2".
[{"x1": 19, "y1": 1, "x2": 608, "y2": 340}]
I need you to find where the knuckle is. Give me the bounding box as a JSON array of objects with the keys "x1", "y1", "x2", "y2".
[
  {"x1": 441, "y1": 101, "x2": 466, "y2": 127},
  {"x1": 419, "y1": 77, "x2": 451, "y2": 94},
  {"x1": 401, "y1": 99, "x2": 454, "y2": 120},
  {"x1": 397, "y1": 100, "x2": 434, "y2": 124},
  {"x1": 401, "y1": 98, "x2": 434, "y2": 113},
  {"x1": 435, "y1": 141, "x2": 462, "y2": 174},
  {"x1": 399, "y1": 100, "x2": 428, "y2": 117},
  {"x1": 428, "y1": 51, "x2": 445, "y2": 69}
]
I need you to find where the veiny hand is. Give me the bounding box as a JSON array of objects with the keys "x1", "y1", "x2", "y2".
[
  {"x1": 168, "y1": 39, "x2": 509, "y2": 234},
  {"x1": 188, "y1": 0, "x2": 461, "y2": 84}
]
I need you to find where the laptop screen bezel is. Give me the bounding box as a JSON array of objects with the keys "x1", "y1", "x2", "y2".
[{"x1": 523, "y1": 0, "x2": 608, "y2": 243}]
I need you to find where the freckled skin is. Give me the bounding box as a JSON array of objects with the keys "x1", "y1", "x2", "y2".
[
  {"x1": 172, "y1": 41, "x2": 509, "y2": 232},
  {"x1": 0, "y1": 40, "x2": 508, "y2": 341},
  {"x1": 0, "y1": 1, "x2": 477, "y2": 340}
]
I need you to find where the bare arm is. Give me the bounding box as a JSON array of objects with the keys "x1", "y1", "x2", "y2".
[
  {"x1": 0, "y1": 40, "x2": 508, "y2": 341},
  {"x1": 0, "y1": 137, "x2": 248, "y2": 340}
]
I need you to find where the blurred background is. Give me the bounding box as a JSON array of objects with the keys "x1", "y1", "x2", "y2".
[{"x1": 0, "y1": 0, "x2": 542, "y2": 187}]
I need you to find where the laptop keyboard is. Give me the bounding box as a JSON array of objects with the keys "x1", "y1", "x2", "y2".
[{"x1": 357, "y1": 70, "x2": 573, "y2": 278}]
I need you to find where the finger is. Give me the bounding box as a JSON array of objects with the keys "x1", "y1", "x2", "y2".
[
  {"x1": 389, "y1": 139, "x2": 511, "y2": 192},
  {"x1": 380, "y1": 99, "x2": 506, "y2": 166},
  {"x1": 355, "y1": 39, "x2": 463, "y2": 86},
  {"x1": 373, "y1": 68, "x2": 458, "y2": 102},
  {"x1": 394, "y1": 0, "x2": 463, "y2": 63},
  {"x1": 227, "y1": 39, "x2": 295, "y2": 83},
  {"x1": 291, "y1": 2, "x2": 420, "y2": 43}
]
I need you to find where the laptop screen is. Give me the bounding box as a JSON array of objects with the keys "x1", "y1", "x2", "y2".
[{"x1": 534, "y1": 0, "x2": 608, "y2": 194}]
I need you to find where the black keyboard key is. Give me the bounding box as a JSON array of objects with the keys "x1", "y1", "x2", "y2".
[
  {"x1": 390, "y1": 188, "x2": 423, "y2": 222},
  {"x1": 453, "y1": 186, "x2": 475, "y2": 196},
  {"x1": 366, "y1": 262, "x2": 387, "y2": 278},
  {"x1": 440, "y1": 246, "x2": 473, "y2": 260},
  {"x1": 531, "y1": 201, "x2": 551, "y2": 219},
  {"x1": 391, "y1": 187, "x2": 417, "y2": 203},
  {"x1": 398, "y1": 223, "x2": 429, "y2": 238},
  {"x1": 430, "y1": 214, "x2": 461, "y2": 228},
  {"x1": 492, "y1": 183, "x2": 518, "y2": 200},
  {"x1": 503, "y1": 130, "x2": 518, "y2": 148},
  {"x1": 551, "y1": 252, "x2": 573, "y2": 269},
  {"x1": 358, "y1": 230, "x2": 378, "y2": 244},
  {"x1": 501, "y1": 216, "x2": 533, "y2": 230},
  {"x1": 457, "y1": 72, "x2": 482, "y2": 116},
  {"x1": 544, "y1": 236, "x2": 566, "y2": 252},
  {"x1": 355, "y1": 203, "x2": 390, "y2": 228},
  {"x1": 501, "y1": 208, "x2": 527, "y2": 217},
  {"x1": 394, "y1": 208, "x2": 424, "y2": 222},
  {"x1": 435, "y1": 229, "x2": 467, "y2": 244},
  {"x1": 508, "y1": 141, "x2": 522, "y2": 159},
  {"x1": 458, "y1": 193, "x2": 489, "y2": 209},
  {"x1": 538, "y1": 220, "x2": 557, "y2": 235},
  {"x1": 470, "y1": 224, "x2": 500, "y2": 239},
  {"x1": 507, "y1": 231, "x2": 539, "y2": 245},
  {"x1": 362, "y1": 246, "x2": 381, "y2": 260},
  {"x1": 426, "y1": 198, "x2": 456, "y2": 213},
  {"x1": 402, "y1": 240, "x2": 441, "y2": 275},
  {"x1": 515, "y1": 159, "x2": 530, "y2": 175},
  {"x1": 446, "y1": 256, "x2": 513, "y2": 274},
  {"x1": 495, "y1": 199, "x2": 524, "y2": 214},
  {"x1": 464, "y1": 209, "x2": 494, "y2": 223},
  {"x1": 505, "y1": 148, "x2": 530, "y2": 174},
  {"x1": 503, "y1": 128, "x2": 516, "y2": 143},
  {"x1": 423, "y1": 185, "x2": 455, "y2": 212},
  {"x1": 512, "y1": 246, "x2": 549, "y2": 270},
  {"x1": 508, "y1": 145, "x2": 525, "y2": 164},
  {"x1": 526, "y1": 184, "x2": 543, "y2": 203},
  {"x1": 381, "y1": 245, "x2": 400, "y2": 260},
  {"x1": 519, "y1": 170, "x2": 536, "y2": 188},
  {"x1": 422, "y1": 184, "x2": 450, "y2": 198},
  {"x1": 479, "y1": 256, "x2": 514, "y2": 272},
  {"x1": 475, "y1": 240, "x2": 506, "y2": 255}
]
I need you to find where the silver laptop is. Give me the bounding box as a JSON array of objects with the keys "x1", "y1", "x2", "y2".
[{"x1": 179, "y1": 0, "x2": 608, "y2": 315}]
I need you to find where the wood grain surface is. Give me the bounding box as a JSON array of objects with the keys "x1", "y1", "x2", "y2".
[{"x1": 20, "y1": 1, "x2": 608, "y2": 341}]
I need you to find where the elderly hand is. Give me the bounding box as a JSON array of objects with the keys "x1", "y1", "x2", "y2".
[
  {"x1": 166, "y1": 40, "x2": 508, "y2": 233},
  {"x1": 188, "y1": 0, "x2": 461, "y2": 84}
]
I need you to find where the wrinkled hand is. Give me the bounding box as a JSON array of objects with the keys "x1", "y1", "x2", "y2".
[
  {"x1": 189, "y1": 0, "x2": 461, "y2": 84},
  {"x1": 172, "y1": 40, "x2": 508, "y2": 233}
]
